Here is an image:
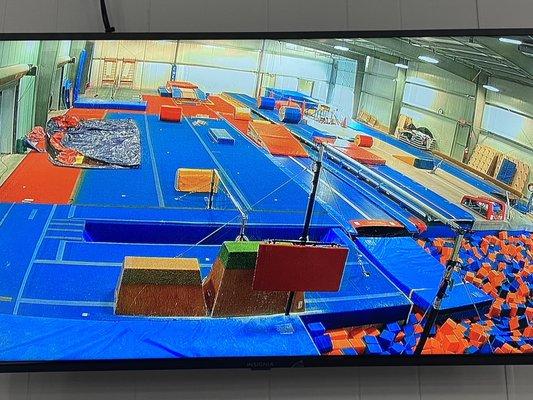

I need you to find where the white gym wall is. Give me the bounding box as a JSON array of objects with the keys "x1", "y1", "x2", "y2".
[{"x1": 0, "y1": 1, "x2": 531, "y2": 399}]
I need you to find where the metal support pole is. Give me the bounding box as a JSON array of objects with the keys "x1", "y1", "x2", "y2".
[
  {"x1": 300, "y1": 145, "x2": 324, "y2": 243},
  {"x1": 207, "y1": 170, "x2": 216, "y2": 210},
  {"x1": 285, "y1": 145, "x2": 324, "y2": 316},
  {"x1": 237, "y1": 214, "x2": 248, "y2": 241},
  {"x1": 414, "y1": 232, "x2": 465, "y2": 355}
]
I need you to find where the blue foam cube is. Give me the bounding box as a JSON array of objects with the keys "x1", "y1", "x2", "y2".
[
  {"x1": 342, "y1": 348, "x2": 358, "y2": 356},
  {"x1": 307, "y1": 322, "x2": 326, "y2": 337},
  {"x1": 315, "y1": 334, "x2": 333, "y2": 353}
]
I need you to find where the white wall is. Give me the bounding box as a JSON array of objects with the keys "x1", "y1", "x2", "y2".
[
  {"x1": 0, "y1": 1, "x2": 532, "y2": 399},
  {"x1": 1, "y1": 0, "x2": 533, "y2": 33}
]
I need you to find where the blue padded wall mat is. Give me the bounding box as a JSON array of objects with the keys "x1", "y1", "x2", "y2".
[{"x1": 496, "y1": 158, "x2": 517, "y2": 185}]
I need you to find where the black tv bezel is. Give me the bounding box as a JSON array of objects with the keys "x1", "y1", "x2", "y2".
[{"x1": 0, "y1": 28, "x2": 531, "y2": 372}]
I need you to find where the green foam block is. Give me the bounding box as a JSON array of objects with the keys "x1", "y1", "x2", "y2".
[{"x1": 219, "y1": 241, "x2": 260, "y2": 269}]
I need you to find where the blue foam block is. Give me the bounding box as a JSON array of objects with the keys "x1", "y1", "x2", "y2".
[
  {"x1": 390, "y1": 342, "x2": 404, "y2": 355},
  {"x1": 315, "y1": 334, "x2": 333, "y2": 353},
  {"x1": 279, "y1": 106, "x2": 302, "y2": 124},
  {"x1": 73, "y1": 98, "x2": 147, "y2": 111},
  {"x1": 258, "y1": 96, "x2": 275, "y2": 110},
  {"x1": 377, "y1": 330, "x2": 396, "y2": 347},
  {"x1": 414, "y1": 158, "x2": 435, "y2": 170},
  {"x1": 307, "y1": 322, "x2": 326, "y2": 337},
  {"x1": 158, "y1": 86, "x2": 172, "y2": 97},
  {"x1": 209, "y1": 128, "x2": 235, "y2": 144},
  {"x1": 366, "y1": 343, "x2": 383, "y2": 354},
  {"x1": 342, "y1": 348, "x2": 358, "y2": 356}
]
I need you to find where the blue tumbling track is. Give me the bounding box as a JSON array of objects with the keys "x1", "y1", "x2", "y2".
[
  {"x1": 185, "y1": 116, "x2": 331, "y2": 220},
  {"x1": 356, "y1": 236, "x2": 493, "y2": 317},
  {"x1": 227, "y1": 93, "x2": 477, "y2": 227},
  {"x1": 272, "y1": 156, "x2": 408, "y2": 233},
  {"x1": 374, "y1": 165, "x2": 474, "y2": 224}
]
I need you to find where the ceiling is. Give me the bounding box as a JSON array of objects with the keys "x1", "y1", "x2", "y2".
[{"x1": 286, "y1": 36, "x2": 533, "y2": 87}]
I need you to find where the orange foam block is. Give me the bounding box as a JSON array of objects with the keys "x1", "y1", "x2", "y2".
[
  {"x1": 340, "y1": 145, "x2": 386, "y2": 166},
  {"x1": 160, "y1": 105, "x2": 183, "y2": 122},
  {"x1": 248, "y1": 122, "x2": 308, "y2": 157}
]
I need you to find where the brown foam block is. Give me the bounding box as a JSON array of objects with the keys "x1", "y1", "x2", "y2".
[
  {"x1": 115, "y1": 257, "x2": 206, "y2": 317},
  {"x1": 203, "y1": 258, "x2": 304, "y2": 317}
]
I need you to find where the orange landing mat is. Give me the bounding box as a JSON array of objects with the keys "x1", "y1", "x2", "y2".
[
  {"x1": 0, "y1": 153, "x2": 81, "y2": 204},
  {"x1": 339, "y1": 145, "x2": 386, "y2": 165},
  {"x1": 143, "y1": 95, "x2": 219, "y2": 118},
  {"x1": 249, "y1": 122, "x2": 308, "y2": 158},
  {"x1": 207, "y1": 95, "x2": 236, "y2": 114},
  {"x1": 66, "y1": 108, "x2": 107, "y2": 120}
]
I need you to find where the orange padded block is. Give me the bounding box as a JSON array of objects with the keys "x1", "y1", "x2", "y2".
[
  {"x1": 329, "y1": 329, "x2": 350, "y2": 340},
  {"x1": 160, "y1": 105, "x2": 182, "y2": 122},
  {"x1": 248, "y1": 122, "x2": 308, "y2": 157},
  {"x1": 340, "y1": 144, "x2": 386, "y2": 165},
  {"x1": 176, "y1": 168, "x2": 219, "y2": 193},
  {"x1": 234, "y1": 106, "x2": 252, "y2": 121}
]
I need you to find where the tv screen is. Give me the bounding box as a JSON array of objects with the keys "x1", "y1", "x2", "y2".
[{"x1": 0, "y1": 32, "x2": 531, "y2": 371}]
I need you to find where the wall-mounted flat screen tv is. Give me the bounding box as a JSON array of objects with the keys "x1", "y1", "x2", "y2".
[{"x1": 0, "y1": 31, "x2": 532, "y2": 371}]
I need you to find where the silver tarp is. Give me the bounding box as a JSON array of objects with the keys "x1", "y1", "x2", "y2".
[{"x1": 47, "y1": 118, "x2": 141, "y2": 167}]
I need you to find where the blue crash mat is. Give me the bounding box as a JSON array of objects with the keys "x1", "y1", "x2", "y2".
[
  {"x1": 0, "y1": 313, "x2": 319, "y2": 360},
  {"x1": 356, "y1": 236, "x2": 492, "y2": 317}
]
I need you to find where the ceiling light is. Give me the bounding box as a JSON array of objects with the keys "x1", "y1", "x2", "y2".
[
  {"x1": 395, "y1": 63, "x2": 409, "y2": 69},
  {"x1": 334, "y1": 45, "x2": 350, "y2": 52},
  {"x1": 499, "y1": 37, "x2": 522, "y2": 45},
  {"x1": 483, "y1": 84, "x2": 500, "y2": 93},
  {"x1": 418, "y1": 55, "x2": 439, "y2": 64}
]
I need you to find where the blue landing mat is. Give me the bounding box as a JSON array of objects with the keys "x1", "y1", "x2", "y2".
[
  {"x1": 356, "y1": 236, "x2": 493, "y2": 317},
  {"x1": 74, "y1": 97, "x2": 147, "y2": 111},
  {"x1": 0, "y1": 313, "x2": 318, "y2": 360}
]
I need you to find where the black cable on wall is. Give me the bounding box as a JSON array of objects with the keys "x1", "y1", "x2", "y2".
[{"x1": 100, "y1": 0, "x2": 115, "y2": 33}]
